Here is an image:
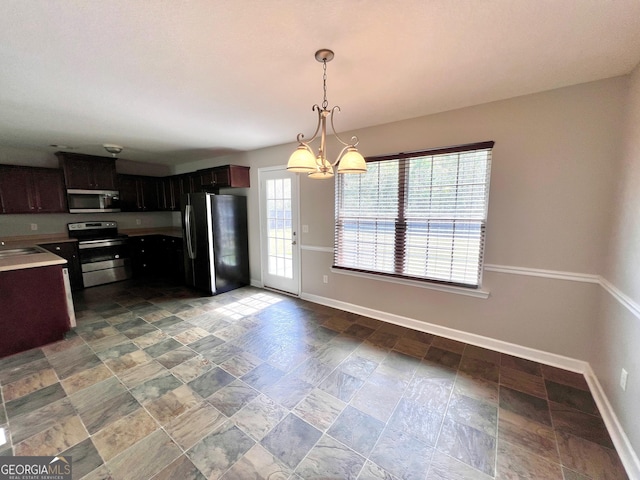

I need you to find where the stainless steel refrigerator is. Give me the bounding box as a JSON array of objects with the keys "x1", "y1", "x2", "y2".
[{"x1": 181, "y1": 193, "x2": 249, "y2": 295}]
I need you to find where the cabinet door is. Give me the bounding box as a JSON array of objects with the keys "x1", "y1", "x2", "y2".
[
  {"x1": 39, "y1": 242, "x2": 84, "y2": 290},
  {"x1": 117, "y1": 175, "x2": 140, "y2": 211},
  {"x1": 32, "y1": 168, "x2": 67, "y2": 213},
  {"x1": 60, "y1": 156, "x2": 93, "y2": 189},
  {"x1": 92, "y1": 159, "x2": 118, "y2": 190},
  {"x1": 0, "y1": 166, "x2": 35, "y2": 213},
  {"x1": 138, "y1": 177, "x2": 160, "y2": 211}
]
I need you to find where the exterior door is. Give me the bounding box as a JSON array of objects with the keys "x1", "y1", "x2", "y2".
[{"x1": 259, "y1": 167, "x2": 300, "y2": 295}]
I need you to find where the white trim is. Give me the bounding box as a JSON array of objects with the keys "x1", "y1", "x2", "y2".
[
  {"x1": 600, "y1": 276, "x2": 640, "y2": 321},
  {"x1": 300, "y1": 292, "x2": 586, "y2": 372},
  {"x1": 301, "y1": 245, "x2": 333, "y2": 253},
  {"x1": 584, "y1": 364, "x2": 640, "y2": 480},
  {"x1": 484, "y1": 263, "x2": 600, "y2": 283},
  {"x1": 298, "y1": 290, "x2": 639, "y2": 478}
]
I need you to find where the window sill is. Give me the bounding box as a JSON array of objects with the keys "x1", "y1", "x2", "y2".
[{"x1": 330, "y1": 267, "x2": 490, "y2": 299}]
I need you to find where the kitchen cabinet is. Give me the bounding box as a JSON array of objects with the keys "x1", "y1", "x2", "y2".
[
  {"x1": 131, "y1": 235, "x2": 183, "y2": 282},
  {"x1": 0, "y1": 165, "x2": 67, "y2": 214},
  {"x1": 198, "y1": 165, "x2": 250, "y2": 191},
  {"x1": 39, "y1": 241, "x2": 84, "y2": 290},
  {"x1": 57, "y1": 152, "x2": 118, "y2": 190},
  {"x1": 117, "y1": 174, "x2": 160, "y2": 212},
  {"x1": 0, "y1": 265, "x2": 72, "y2": 357},
  {"x1": 158, "y1": 176, "x2": 183, "y2": 211}
]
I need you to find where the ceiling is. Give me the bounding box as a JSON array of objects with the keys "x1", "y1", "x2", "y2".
[{"x1": 1, "y1": 1, "x2": 640, "y2": 166}]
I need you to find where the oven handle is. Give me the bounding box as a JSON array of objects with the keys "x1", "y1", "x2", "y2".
[
  {"x1": 185, "y1": 204, "x2": 196, "y2": 259},
  {"x1": 78, "y1": 239, "x2": 128, "y2": 249}
]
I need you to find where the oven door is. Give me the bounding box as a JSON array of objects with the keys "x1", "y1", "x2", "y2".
[{"x1": 78, "y1": 238, "x2": 132, "y2": 287}]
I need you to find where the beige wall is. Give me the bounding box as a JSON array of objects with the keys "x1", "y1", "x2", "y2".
[{"x1": 596, "y1": 64, "x2": 640, "y2": 457}]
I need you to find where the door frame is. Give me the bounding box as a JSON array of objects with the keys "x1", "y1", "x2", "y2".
[{"x1": 258, "y1": 165, "x2": 301, "y2": 296}]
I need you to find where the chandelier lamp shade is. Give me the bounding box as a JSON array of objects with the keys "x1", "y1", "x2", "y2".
[{"x1": 287, "y1": 49, "x2": 367, "y2": 179}]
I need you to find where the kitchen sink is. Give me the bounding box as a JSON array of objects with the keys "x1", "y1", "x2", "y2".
[{"x1": 0, "y1": 247, "x2": 46, "y2": 258}]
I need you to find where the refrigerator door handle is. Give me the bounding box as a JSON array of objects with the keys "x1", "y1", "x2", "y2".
[{"x1": 185, "y1": 204, "x2": 196, "y2": 259}]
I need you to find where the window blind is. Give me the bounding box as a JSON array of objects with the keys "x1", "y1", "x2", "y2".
[{"x1": 334, "y1": 141, "x2": 493, "y2": 288}]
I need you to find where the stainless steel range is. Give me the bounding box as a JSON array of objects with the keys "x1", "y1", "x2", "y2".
[{"x1": 67, "y1": 221, "x2": 132, "y2": 287}]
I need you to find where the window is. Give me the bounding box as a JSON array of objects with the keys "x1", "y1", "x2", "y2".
[{"x1": 334, "y1": 141, "x2": 493, "y2": 288}]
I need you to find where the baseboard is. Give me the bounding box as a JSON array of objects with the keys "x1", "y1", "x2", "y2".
[{"x1": 299, "y1": 291, "x2": 640, "y2": 479}]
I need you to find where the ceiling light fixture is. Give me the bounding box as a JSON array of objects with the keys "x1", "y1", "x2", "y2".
[
  {"x1": 287, "y1": 49, "x2": 367, "y2": 179},
  {"x1": 103, "y1": 144, "x2": 123, "y2": 157}
]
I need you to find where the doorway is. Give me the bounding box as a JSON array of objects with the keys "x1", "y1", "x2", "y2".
[{"x1": 259, "y1": 167, "x2": 300, "y2": 295}]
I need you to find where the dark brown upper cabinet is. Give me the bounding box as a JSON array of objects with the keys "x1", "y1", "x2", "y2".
[
  {"x1": 57, "y1": 152, "x2": 117, "y2": 190},
  {"x1": 117, "y1": 174, "x2": 160, "y2": 212},
  {"x1": 0, "y1": 165, "x2": 67, "y2": 214},
  {"x1": 198, "y1": 165, "x2": 250, "y2": 192}
]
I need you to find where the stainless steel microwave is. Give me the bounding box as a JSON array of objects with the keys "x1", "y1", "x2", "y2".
[{"x1": 66, "y1": 189, "x2": 121, "y2": 213}]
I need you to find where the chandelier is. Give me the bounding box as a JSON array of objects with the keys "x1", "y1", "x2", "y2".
[{"x1": 287, "y1": 49, "x2": 367, "y2": 179}]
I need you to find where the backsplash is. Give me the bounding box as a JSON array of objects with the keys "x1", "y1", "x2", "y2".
[{"x1": 0, "y1": 211, "x2": 174, "y2": 237}]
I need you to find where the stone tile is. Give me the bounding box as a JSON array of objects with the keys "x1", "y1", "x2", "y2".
[
  {"x1": 388, "y1": 398, "x2": 444, "y2": 446},
  {"x1": 0, "y1": 348, "x2": 46, "y2": 373},
  {"x1": 7, "y1": 397, "x2": 76, "y2": 444},
  {"x1": 357, "y1": 460, "x2": 398, "y2": 480},
  {"x1": 207, "y1": 380, "x2": 259, "y2": 417},
  {"x1": 260, "y1": 413, "x2": 322, "y2": 470},
  {"x1": 13, "y1": 413, "x2": 86, "y2": 457},
  {"x1": 165, "y1": 401, "x2": 227, "y2": 450},
  {"x1": 117, "y1": 360, "x2": 167, "y2": 389},
  {"x1": 144, "y1": 338, "x2": 183, "y2": 358},
  {"x1": 431, "y1": 336, "x2": 466, "y2": 354},
  {"x1": 499, "y1": 385, "x2": 552, "y2": 427},
  {"x1": 202, "y1": 343, "x2": 243, "y2": 364},
  {"x1": 296, "y1": 434, "x2": 366, "y2": 479},
  {"x1": 370, "y1": 426, "x2": 433, "y2": 480},
  {"x1": 500, "y1": 366, "x2": 547, "y2": 398},
  {"x1": 496, "y1": 439, "x2": 563, "y2": 480},
  {"x1": 427, "y1": 450, "x2": 493, "y2": 479},
  {"x1": 562, "y1": 467, "x2": 592, "y2": 480},
  {"x1": 367, "y1": 330, "x2": 399, "y2": 349},
  {"x1": 327, "y1": 405, "x2": 385, "y2": 456},
  {"x1": 404, "y1": 373, "x2": 454, "y2": 414},
  {"x1": 60, "y1": 364, "x2": 113, "y2": 395},
  {"x1": 123, "y1": 324, "x2": 160, "y2": 340},
  {"x1": 132, "y1": 330, "x2": 170, "y2": 349},
  {"x1": 549, "y1": 401, "x2": 613, "y2": 448},
  {"x1": 459, "y1": 356, "x2": 500, "y2": 383},
  {"x1": 343, "y1": 323, "x2": 375, "y2": 340},
  {"x1": 221, "y1": 444, "x2": 292, "y2": 480},
  {"x1": 151, "y1": 455, "x2": 206, "y2": 480},
  {"x1": 318, "y1": 369, "x2": 364, "y2": 402},
  {"x1": 41, "y1": 336, "x2": 86, "y2": 356},
  {"x1": 290, "y1": 358, "x2": 335, "y2": 386},
  {"x1": 70, "y1": 377, "x2": 140, "y2": 434},
  {"x1": 233, "y1": 394, "x2": 288, "y2": 441},
  {"x1": 130, "y1": 372, "x2": 183, "y2": 404},
  {"x1": 87, "y1": 332, "x2": 132, "y2": 353},
  {"x1": 394, "y1": 337, "x2": 430, "y2": 358},
  {"x1": 187, "y1": 421, "x2": 255, "y2": 479},
  {"x1": 351, "y1": 380, "x2": 403, "y2": 423},
  {"x1": 501, "y1": 354, "x2": 542, "y2": 376},
  {"x1": 454, "y1": 372, "x2": 499, "y2": 404},
  {"x1": 95, "y1": 341, "x2": 139, "y2": 361},
  {"x1": 446, "y1": 393, "x2": 498, "y2": 437},
  {"x1": 242, "y1": 363, "x2": 286, "y2": 391},
  {"x1": 107, "y1": 429, "x2": 182, "y2": 480},
  {"x1": 1, "y1": 368, "x2": 58, "y2": 401},
  {"x1": 424, "y1": 346, "x2": 462, "y2": 370},
  {"x1": 173, "y1": 327, "x2": 211, "y2": 345},
  {"x1": 262, "y1": 375, "x2": 314, "y2": 409},
  {"x1": 5, "y1": 382, "x2": 66, "y2": 419},
  {"x1": 104, "y1": 349, "x2": 154, "y2": 374},
  {"x1": 92, "y1": 407, "x2": 157, "y2": 461},
  {"x1": 59, "y1": 437, "x2": 104, "y2": 480},
  {"x1": 498, "y1": 408, "x2": 560, "y2": 463},
  {"x1": 293, "y1": 387, "x2": 346, "y2": 432},
  {"x1": 171, "y1": 355, "x2": 213, "y2": 383},
  {"x1": 188, "y1": 367, "x2": 235, "y2": 398},
  {"x1": 145, "y1": 384, "x2": 202, "y2": 424},
  {"x1": 47, "y1": 345, "x2": 102, "y2": 379},
  {"x1": 436, "y1": 418, "x2": 496, "y2": 477},
  {"x1": 463, "y1": 345, "x2": 501, "y2": 364},
  {"x1": 188, "y1": 334, "x2": 225, "y2": 355},
  {"x1": 338, "y1": 355, "x2": 378, "y2": 381},
  {"x1": 156, "y1": 346, "x2": 198, "y2": 369},
  {"x1": 545, "y1": 379, "x2": 599, "y2": 416},
  {"x1": 540, "y1": 365, "x2": 589, "y2": 391}
]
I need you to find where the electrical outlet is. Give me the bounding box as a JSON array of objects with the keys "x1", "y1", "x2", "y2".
[
  {"x1": 136, "y1": 219, "x2": 141, "y2": 225},
  {"x1": 323, "y1": 275, "x2": 328, "y2": 284},
  {"x1": 302, "y1": 225, "x2": 309, "y2": 233},
  {"x1": 620, "y1": 368, "x2": 628, "y2": 391},
  {"x1": 30, "y1": 223, "x2": 38, "y2": 231}
]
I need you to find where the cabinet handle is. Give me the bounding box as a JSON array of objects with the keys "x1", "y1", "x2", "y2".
[{"x1": 55, "y1": 246, "x2": 61, "y2": 251}]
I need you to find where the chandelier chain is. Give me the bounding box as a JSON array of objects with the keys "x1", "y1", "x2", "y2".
[{"x1": 322, "y1": 59, "x2": 328, "y2": 110}]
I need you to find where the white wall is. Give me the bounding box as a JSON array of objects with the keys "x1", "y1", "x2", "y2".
[{"x1": 596, "y1": 64, "x2": 640, "y2": 460}]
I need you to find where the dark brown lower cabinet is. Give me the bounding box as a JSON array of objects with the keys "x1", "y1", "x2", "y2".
[
  {"x1": 0, "y1": 265, "x2": 71, "y2": 357},
  {"x1": 39, "y1": 241, "x2": 84, "y2": 290},
  {"x1": 131, "y1": 235, "x2": 184, "y2": 282}
]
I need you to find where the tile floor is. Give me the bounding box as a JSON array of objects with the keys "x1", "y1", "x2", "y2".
[{"x1": 0, "y1": 279, "x2": 629, "y2": 479}]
